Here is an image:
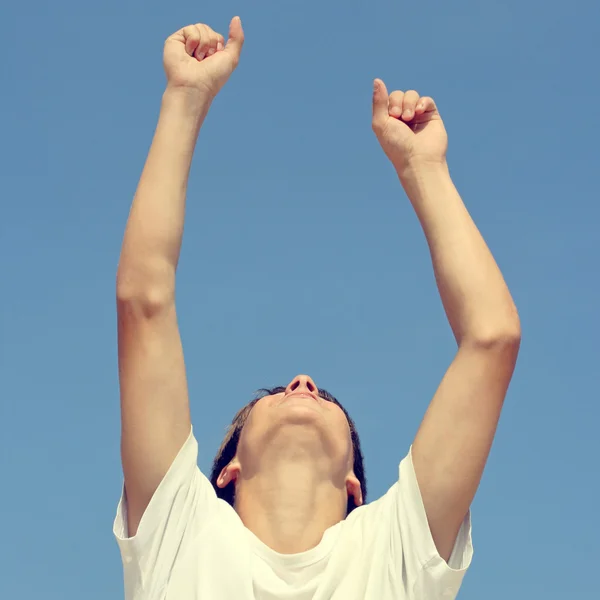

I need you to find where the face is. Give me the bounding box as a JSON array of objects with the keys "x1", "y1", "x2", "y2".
[{"x1": 217, "y1": 374, "x2": 363, "y2": 507}]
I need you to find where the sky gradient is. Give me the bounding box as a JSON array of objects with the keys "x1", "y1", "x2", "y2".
[{"x1": 2, "y1": 0, "x2": 599, "y2": 598}]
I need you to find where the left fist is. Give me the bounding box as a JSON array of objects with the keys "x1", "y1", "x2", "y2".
[{"x1": 372, "y1": 79, "x2": 447, "y2": 173}]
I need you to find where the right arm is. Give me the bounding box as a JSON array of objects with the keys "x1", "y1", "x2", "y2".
[
  {"x1": 116, "y1": 89, "x2": 208, "y2": 537},
  {"x1": 116, "y1": 19, "x2": 244, "y2": 536}
]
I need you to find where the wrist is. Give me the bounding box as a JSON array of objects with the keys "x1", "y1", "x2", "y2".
[
  {"x1": 161, "y1": 85, "x2": 214, "y2": 120},
  {"x1": 396, "y1": 159, "x2": 449, "y2": 184},
  {"x1": 396, "y1": 160, "x2": 454, "y2": 206}
]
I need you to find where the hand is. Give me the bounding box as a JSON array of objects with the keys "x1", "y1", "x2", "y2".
[
  {"x1": 163, "y1": 17, "x2": 244, "y2": 99},
  {"x1": 372, "y1": 79, "x2": 448, "y2": 174}
]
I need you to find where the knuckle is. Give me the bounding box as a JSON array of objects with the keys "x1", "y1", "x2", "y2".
[
  {"x1": 206, "y1": 26, "x2": 219, "y2": 42},
  {"x1": 197, "y1": 24, "x2": 209, "y2": 40},
  {"x1": 406, "y1": 90, "x2": 419, "y2": 104},
  {"x1": 389, "y1": 91, "x2": 404, "y2": 103}
]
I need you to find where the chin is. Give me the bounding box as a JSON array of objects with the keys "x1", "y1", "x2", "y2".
[{"x1": 280, "y1": 402, "x2": 323, "y2": 421}]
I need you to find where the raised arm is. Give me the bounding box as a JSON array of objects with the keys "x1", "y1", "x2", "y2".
[
  {"x1": 116, "y1": 18, "x2": 244, "y2": 536},
  {"x1": 372, "y1": 81, "x2": 521, "y2": 561}
]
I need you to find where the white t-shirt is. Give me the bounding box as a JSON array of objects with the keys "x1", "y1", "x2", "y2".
[{"x1": 113, "y1": 428, "x2": 473, "y2": 599}]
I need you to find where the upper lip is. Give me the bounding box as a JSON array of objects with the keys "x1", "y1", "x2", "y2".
[{"x1": 285, "y1": 391, "x2": 319, "y2": 403}]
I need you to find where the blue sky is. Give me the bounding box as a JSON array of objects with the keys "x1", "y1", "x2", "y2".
[{"x1": 2, "y1": 0, "x2": 598, "y2": 598}]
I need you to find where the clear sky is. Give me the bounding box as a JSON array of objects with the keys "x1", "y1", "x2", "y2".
[{"x1": 2, "y1": 0, "x2": 598, "y2": 598}]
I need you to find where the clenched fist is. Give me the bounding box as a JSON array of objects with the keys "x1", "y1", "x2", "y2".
[
  {"x1": 372, "y1": 79, "x2": 447, "y2": 174},
  {"x1": 163, "y1": 17, "x2": 244, "y2": 98}
]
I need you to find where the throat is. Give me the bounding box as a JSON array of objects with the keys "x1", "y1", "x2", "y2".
[{"x1": 234, "y1": 469, "x2": 347, "y2": 554}]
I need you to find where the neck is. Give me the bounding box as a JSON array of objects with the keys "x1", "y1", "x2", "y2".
[{"x1": 235, "y1": 460, "x2": 347, "y2": 554}]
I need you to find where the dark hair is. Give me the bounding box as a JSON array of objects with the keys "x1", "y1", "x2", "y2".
[{"x1": 209, "y1": 386, "x2": 367, "y2": 516}]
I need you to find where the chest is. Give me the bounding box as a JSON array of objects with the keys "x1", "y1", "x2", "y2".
[{"x1": 165, "y1": 517, "x2": 401, "y2": 600}]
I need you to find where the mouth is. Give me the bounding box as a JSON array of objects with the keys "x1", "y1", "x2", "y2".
[{"x1": 284, "y1": 392, "x2": 319, "y2": 403}]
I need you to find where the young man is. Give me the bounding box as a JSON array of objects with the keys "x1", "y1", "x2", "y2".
[{"x1": 113, "y1": 17, "x2": 521, "y2": 600}]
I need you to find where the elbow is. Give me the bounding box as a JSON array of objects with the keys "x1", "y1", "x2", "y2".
[
  {"x1": 462, "y1": 314, "x2": 522, "y2": 352},
  {"x1": 116, "y1": 265, "x2": 175, "y2": 317},
  {"x1": 469, "y1": 329, "x2": 521, "y2": 353}
]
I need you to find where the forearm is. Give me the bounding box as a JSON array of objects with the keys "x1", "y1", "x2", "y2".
[
  {"x1": 399, "y1": 162, "x2": 520, "y2": 345},
  {"x1": 117, "y1": 87, "x2": 212, "y2": 293}
]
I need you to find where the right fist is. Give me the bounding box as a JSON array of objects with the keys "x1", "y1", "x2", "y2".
[{"x1": 163, "y1": 17, "x2": 244, "y2": 98}]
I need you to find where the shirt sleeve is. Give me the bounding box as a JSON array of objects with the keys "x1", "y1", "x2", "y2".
[
  {"x1": 113, "y1": 427, "x2": 219, "y2": 599},
  {"x1": 388, "y1": 446, "x2": 474, "y2": 599}
]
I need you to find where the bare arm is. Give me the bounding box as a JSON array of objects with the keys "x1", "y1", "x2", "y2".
[
  {"x1": 116, "y1": 19, "x2": 243, "y2": 536},
  {"x1": 401, "y1": 163, "x2": 520, "y2": 561},
  {"x1": 372, "y1": 82, "x2": 520, "y2": 562},
  {"x1": 116, "y1": 89, "x2": 209, "y2": 537}
]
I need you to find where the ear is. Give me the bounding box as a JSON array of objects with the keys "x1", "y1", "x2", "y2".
[
  {"x1": 217, "y1": 460, "x2": 241, "y2": 488},
  {"x1": 346, "y1": 474, "x2": 363, "y2": 507}
]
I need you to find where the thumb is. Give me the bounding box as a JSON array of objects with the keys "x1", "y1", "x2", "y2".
[
  {"x1": 224, "y1": 16, "x2": 244, "y2": 60},
  {"x1": 372, "y1": 78, "x2": 389, "y2": 127}
]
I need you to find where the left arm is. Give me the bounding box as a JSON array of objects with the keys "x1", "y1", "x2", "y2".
[
  {"x1": 401, "y1": 163, "x2": 520, "y2": 561},
  {"x1": 372, "y1": 81, "x2": 521, "y2": 561}
]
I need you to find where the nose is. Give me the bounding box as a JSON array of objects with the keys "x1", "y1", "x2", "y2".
[{"x1": 285, "y1": 374, "x2": 319, "y2": 397}]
